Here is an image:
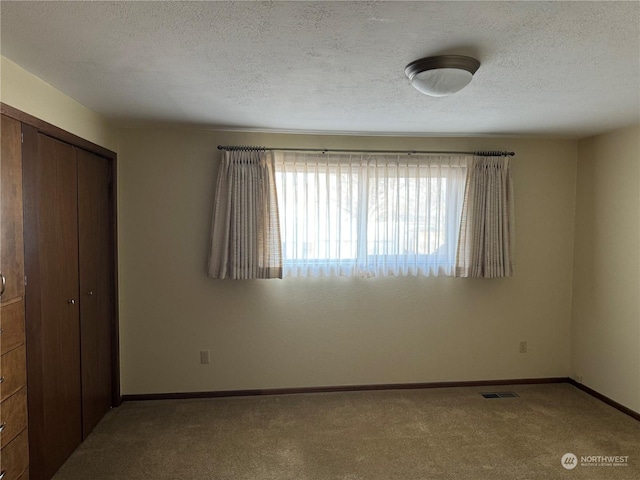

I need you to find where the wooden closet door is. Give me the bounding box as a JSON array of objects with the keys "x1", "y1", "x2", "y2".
[
  {"x1": 77, "y1": 149, "x2": 113, "y2": 438},
  {"x1": 23, "y1": 128, "x2": 82, "y2": 480}
]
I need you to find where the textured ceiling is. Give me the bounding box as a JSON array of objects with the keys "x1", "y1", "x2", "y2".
[{"x1": 1, "y1": 1, "x2": 639, "y2": 137}]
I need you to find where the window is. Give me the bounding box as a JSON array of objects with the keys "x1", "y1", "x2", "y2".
[{"x1": 274, "y1": 152, "x2": 470, "y2": 277}]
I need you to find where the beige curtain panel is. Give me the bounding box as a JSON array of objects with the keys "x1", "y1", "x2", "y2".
[
  {"x1": 455, "y1": 156, "x2": 515, "y2": 278},
  {"x1": 208, "y1": 150, "x2": 283, "y2": 279}
]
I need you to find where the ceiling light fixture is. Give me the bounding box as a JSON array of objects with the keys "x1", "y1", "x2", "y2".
[{"x1": 405, "y1": 55, "x2": 481, "y2": 97}]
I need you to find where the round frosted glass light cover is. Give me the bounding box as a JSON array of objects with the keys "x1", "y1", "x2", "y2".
[{"x1": 411, "y1": 68, "x2": 474, "y2": 97}]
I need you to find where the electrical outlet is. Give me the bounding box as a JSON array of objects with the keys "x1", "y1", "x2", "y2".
[
  {"x1": 519, "y1": 341, "x2": 527, "y2": 353},
  {"x1": 200, "y1": 350, "x2": 210, "y2": 365}
]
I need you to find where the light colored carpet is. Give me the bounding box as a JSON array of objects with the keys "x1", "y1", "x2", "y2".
[{"x1": 52, "y1": 384, "x2": 639, "y2": 480}]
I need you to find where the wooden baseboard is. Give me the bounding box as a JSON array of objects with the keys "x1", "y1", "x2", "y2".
[
  {"x1": 122, "y1": 377, "x2": 569, "y2": 402},
  {"x1": 567, "y1": 378, "x2": 640, "y2": 421},
  {"x1": 121, "y1": 377, "x2": 640, "y2": 422}
]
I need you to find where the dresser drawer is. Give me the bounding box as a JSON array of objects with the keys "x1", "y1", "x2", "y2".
[
  {"x1": 0, "y1": 345, "x2": 26, "y2": 402},
  {"x1": 0, "y1": 301, "x2": 25, "y2": 356},
  {"x1": 0, "y1": 388, "x2": 27, "y2": 448},
  {"x1": 0, "y1": 429, "x2": 28, "y2": 480}
]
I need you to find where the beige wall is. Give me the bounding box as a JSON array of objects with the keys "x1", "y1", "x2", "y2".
[
  {"x1": 5, "y1": 57, "x2": 638, "y2": 410},
  {"x1": 572, "y1": 125, "x2": 640, "y2": 412},
  {"x1": 0, "y1": 56, "x2": 118, "y2": 151},
  {"x1": 118, "y1": 129, "x2": 577, "y2": 394}
]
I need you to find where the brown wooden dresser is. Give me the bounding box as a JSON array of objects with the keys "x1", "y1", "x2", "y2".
[{"x1": 1, "y1": 113, "x2": 29, "y2": 480}]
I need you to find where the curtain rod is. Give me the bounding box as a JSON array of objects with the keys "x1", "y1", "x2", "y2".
[{"x1": 217, "y1": 145, "x2": 515, "y2": 157}]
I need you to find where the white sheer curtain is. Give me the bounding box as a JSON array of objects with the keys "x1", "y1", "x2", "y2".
[
  {"x1": 455, "y1": 155, "x2": 515, "y2": 278},
  {"x1": 274, "y1": 152, "x2": 470, "y2": 277},
  {"x1": 208, "y1": 150, "x2": 282, "y2": 279}
]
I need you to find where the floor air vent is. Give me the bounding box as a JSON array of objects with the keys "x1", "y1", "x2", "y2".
[{"x1": 481, "y1": 392, "x2": 519, "y2": 399}]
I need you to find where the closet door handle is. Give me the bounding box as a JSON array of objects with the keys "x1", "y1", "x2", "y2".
[
  {"x1": 68, "y1": 299, "x2": 76, "y2": 305},
  {"x1": 0, "y1": 422, "x2": 5, "y2": 433},
  {"x1": 87, "y1": 291, "x2": 94, "y2": 296},
  {"x1": 0, "y1": 470, "x2": 6, "y2": 479},
  {"x1": 0, "y1": 376, "x2": 4, "y2": 384},
  {"x1": 0, "y1": 272, "x2": 5, "y2": 297}
]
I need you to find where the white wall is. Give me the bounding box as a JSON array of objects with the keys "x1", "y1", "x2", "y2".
[
  {"x1": 572, "y1": 125, "x2": 640, "y2": 412},
  {"x1": 118, "y1": 129, "x2": 577, "y2": 394},
  {"x1": 0, "y1": 56, "x2": 118, "y2": 151}
]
